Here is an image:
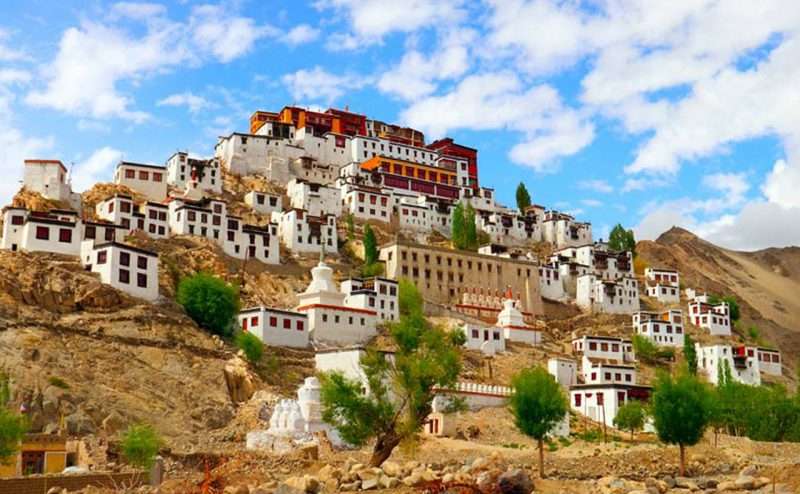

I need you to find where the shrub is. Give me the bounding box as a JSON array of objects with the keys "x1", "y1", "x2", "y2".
[
  {"x1": 613, "y1": 401, "x2": 647, "y2": 439},
  {"x1": 363, "y1": 224, "x2": 378, "y2": 265},
  {"x1": 361, "y1": 262, "x2": 384, "y2": 278},
  {"x1": 48, "y1": 376, "x2": 69, "y2": 389},
  {"x1": 120, "y1": 424, "x2": 163, "y2": 470},
  {"x1": 236, "y1": 332, "x2": 264, "y2": 363},
  {"x1": 398, "y1": 278, "x2": 424, "y2": 317},
  {"x1": 177, "y1": 273, "x2": 240, "y2": 336},
  {"x1": 0, "y1": 408, "x2": 28, "y2": 464},
  {"x1": 508, "y1": 367, "x2": 568, "y2": 478}
]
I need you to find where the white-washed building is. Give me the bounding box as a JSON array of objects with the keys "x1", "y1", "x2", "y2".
[
  {"x1": 756, "y1": 348, "x2": 782, "y2": 377},
  {"x1": 582, "y1": 361, "x2": 637, "y2": 385},
  {"x1": 1, "y1": 208, "x2": 82, "y2": 256},
  {"x1": 539, "y1": 264, "x2": 566, "y2": 301},
  {"x1": 461, "y1": 324, "x2": 506, "y2": 355},
  {"x1": 80, "y1": 240, "x2": 159, "y2": 301},
  {"x1": 113, "y1": 161, "x2": 167, "y2": 202},
  {"x1": 542, "y1": 211, "x2": 592, "y2": 248},
  {"x1": 342, "y1": 185, "x2": 391, "y2": 223},
  {"x1": 340, "y1": 277, "x2": 399, "y2": 323},
  {"x1": 496, "y1": 290, "x2": 541, "y2": 345},
  {"x1": 22, "y1": 159, "x2": 81, "y2": 209},
  {"x1": 548, "y1": 358, "x2": 578, "y2": 388},
  {"x1": 570, "y1": 383, "x2": 652, "y2": 429},
  {"x1": 95, "y1": 194, "x2": 138, "y2": 232},
  {"x1": 696, "y1": 344, "x2": 761, "y2": 386},
  {"x1": 244, "y1": 191, "x2": 282, "y2": 215},
  {"x1": 644, "y1": 267, "x2": 680, "y2": 304},
  {"x1": 141, "y1": 202, "x2": 169, "y2": 238},
  {"x1": 287, "y1": 178, "x2": 342, "y2": 218},
  {"x1": 165, "y1": 152, "x2": 223, "y2": 195},
  {"x1": 688, "y1": 295, "x2": 731, "y2": 336},
  {"x1": 576, "y1": 274, "x2": 640, "y2": 314},
  {"x1": 571, "y1": 335, "x2": 635, "y2": 365},
  {"x1": 296, "y1": 260, "x2": 377, "y2": 345},
  {"x1": 633, "y1": 309, "x2": 685, "y2": 347},
  {"x1": 276, "y1": 209, "x2": 338, "y2": 255},
  {"x1": 238, "y1": 307, "x2": 309, "y2": 348}
]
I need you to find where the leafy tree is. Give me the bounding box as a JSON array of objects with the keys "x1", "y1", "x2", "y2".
[
  {"x1": 177, "y1": 273, "x2": 240, "y2": 336},
  {"x1": 236, "y1": 331, "x2": 264, "y2": 362},
  {"x1": 651, "y1": 372, "x2": 712, "y2": 476},
  {"x1": 120, "y1": 423, "x2": 163, "y2": 470},
  {"x1": 516, "y1": 182, "x2": 532, "y2": 212},
  {"x1": 684, "y1": 334, "x2": 698, "y2": 375},
  {"x1": 708, "y1": 294, "x2": 740, "y2": 322},
  {"x1": 0, "y1": 408, "x2": 27, "y2": 465},
  {"x1": 508, "y1": 367, "x2": 568, "y2": 478},
  {"x1": 398, "y1": 278, "x2": 424, "y2": 317},
  {"x1": 614, "y1": 400, "x2": 647, "y2": 440},
  {"x1": 363, "y1": 224, "x2": 378, "y2": 266},
  {"x1": 464, "y1": 204, "x2": 478, "y2": 250},
  {"x1": 451, "y1": 202, "x2": 466, "y2": 249},
  {"x1": 319, "y1": 283, "x2": 461, "y2": 467},
  {"x1": 632, "y1": 335, "x2": 672, "y2": 364},
  {"x1": 608, "y1": 224, "x2": 636, "y2": 254},
  {"x1": 0, "y1": 371, "x2": 10, "y2": 405}
]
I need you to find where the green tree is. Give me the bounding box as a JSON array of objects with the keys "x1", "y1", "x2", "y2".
[
  {"x1": 236, "y1": 331, "x2": 264, "y2": 363},
  {"x1": 516, "y1": 182, "x2": 532, "y2": 212},
  {"x1": 508, "y1": 367, "x2": 568, "y2": 478},
  {"x1": 613, "y1": 401, "x2": 647, "y2": 440},
  {"x1": 398, "y1": 278, "x2": 424, "y2": 317},
  {"x1": 363, "y1": 224, "x2": 378, "y2": 266},
  {"x1": 346, "y1": 213, "x2": 355, "y2": 241},
  {"x1": 651, "y1": 372, "x2": 712, "y2": 476},
  {"x1": 684, "y1": 334, "x2": 698, "y2": 375},
  {"x1": 451, "y1": 202, "x2": 466, "y2": 249},
  {"x1": 0, "y1": 408, "x2": 27, "y2": 465},
  {"x1": 608, "y1": 224, "x2": 636, "y2": 254},
  {"x1": 120, "y1": 423, "x2": 163, "y2": 470},
  {"x1": 632, "y1": 334, "x2": 675, "y2": 364},
  {"x1": 708, "y1": 294, "x2": 740, "y2": 322},
  {"x1": 319, "y1": 283, "x2": 461, "y2": 467},
  {"x1": 177, "y1": 273, "x2": 240, "y2": 336},
  {"x1": 464, "y1": 204, "x2": 478, "y2": 250}
]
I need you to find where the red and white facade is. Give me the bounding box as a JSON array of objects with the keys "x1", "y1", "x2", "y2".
[
  {"x1": 571, "y1": 335, "x2": 635, "y2": 366},
  {"x1": 165, "y1": 152, "x2": 222, "y2": 195},
  {"x1": 238, "y1": 307, "x2": 309, "y2": 348},
  {"x1": 633, "y1": 309, "x2": 685, "y2": 347},
  {"x1": 570, "y1": 383, "x2": 651, "y2": 428},
  {"x1": 276, "y1": 209, "x2": 337, "y2": 255},
  {"x1": 576, "y1": 274, "x2": 640, "y2": 314},
  {"x1": 340, "y1": 277, "x2": 399, "y2": 323},
  {"x1": 244, "y1": 191, "x2": 282, "y2": 215},
  {"x1": 80, "y1": 240, "x2": 159, "y2": 301},
  {"x1": 644, "y1": 267, "x2": 680, "y2": 304},
  {"x1": 1, "y1": 208, "x2": 82, "y2": 256},
  {"x1": 688, "y1": 294, "x2": 731, "y2": 336},
  {"x1": 287, "y1": 178, "x2": 342, "y2": 218},
  {"x1": 342, "y1": 185, "x2": 391, "y2": 222},
  {"x1": 496, "y1": 290, "x2": 541, "y2": 345},
  {"x1": 696, "y1": 344, "x2": 761, "y2": 386}
]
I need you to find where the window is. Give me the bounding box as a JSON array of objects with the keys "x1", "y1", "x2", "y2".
[
  {"x1": 85, "y1": 225, "x2": 96, "y2": 239},
  {"x1": 574, "y1": 394, "x2": 582, "y2": 406},
  {"x1": 97, "y1": 250, "x2": 107, "y2": 264},
  {"x1": 269, "y1": 316, "x2": 277, "y2": 327},
  {"x1": 283, "y1": 319, "x2": 291, "y2": 330},
  {"x1": 153, "y1": 172, "x2": 163, "y2": 182},
  {"x1": 120, "y1": 251, "x2": 130, "y2": 266},
  {"x1": 125, "y1": 169, "x2": 135, "y2": 179},
  {"x1": 11, "y1": 215, "x2": 23, "y2": 225},
  {"x1": 58, "y1": 228, "x2": 72, "y2": 243},
  {"x1": 137, "y1": 273, "x2": 147, "y2": 288},
  {"x1": 139, "y1": 170, "x2": 149, "y2": 180},
  {"x1": 121, "y1": 201, "x2": 131, "y2": 213},
  {"x1": 35, "y1": 226, "x2": 49, "y2": 240},
  {"x1": 296, "y1": 320, "x2": 304, "y2": 331},
  {"x1": 137, "y1": 256, "x2": 148, "y2": 269},
  {"x1": 119, "y1": 269, "x2": 130, "y2": 284}
]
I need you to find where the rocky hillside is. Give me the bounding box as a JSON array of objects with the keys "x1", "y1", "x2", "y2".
[{"x1": 637, "y1": 227, "x2": 800, "y2": 383}]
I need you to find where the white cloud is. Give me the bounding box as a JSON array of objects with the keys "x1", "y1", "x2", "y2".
[
  {"x1": 0, "y1": 28, "x2": 30, "y2": 62},
  {"x1": 190, "y1": 5, "x2": 277, "y2": 63},
  {"x1": 762, "y1": 154, "x2": 800, "y2": 209},
  {"x1": 25, "y1": 5, "x2": 276, "y2": 121},
  {"x1": 401, "y1": 72, "x2": 594, "y2": 172},
  {"x1": 157, "y1": 92, "x2": 211, "y2": 113},
  {"x1": 316, "y1": 0, "x2": 466, "y2": 47},
  {"x1": 578, "y1": 179, "x2": 613, "y2": 194},
  {"x1": 581, "y1": 199, "x2": 603, "y2": 207},
  {"x1": 70, "y1": 147, "x2": 125, "y2": 192},
  {"x1": 284, "y1": 24, "x2": 320, "y2": 46},
  {"x1": 282, "y1": 66, "x2": 367, "y2": 105},
  {"x1": 377, "y1": 28, "x2": 475, "y2": 101}
]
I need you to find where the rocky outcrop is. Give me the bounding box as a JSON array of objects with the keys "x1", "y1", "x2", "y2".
[{"x1": 223, "y1": 357, "x2": 257, "y2": 404}]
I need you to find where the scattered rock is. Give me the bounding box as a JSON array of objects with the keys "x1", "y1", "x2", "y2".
[
  {"x1": 381, "y1": 460, "x2": 403, "y2": 478},
  {"x1": 223, "y1": 356, "x2": 257, "y2": 403},
  {"x1": 739, "y1": 465, "x2": 758, "y2": 477},
  {"x1": 360, "y1": 477, "x2": 378, "y2": 491}
]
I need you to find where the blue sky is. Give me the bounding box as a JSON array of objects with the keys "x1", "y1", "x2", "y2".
[{"x1": 1, "y1": 1, "x2": 799, "y2": 250}]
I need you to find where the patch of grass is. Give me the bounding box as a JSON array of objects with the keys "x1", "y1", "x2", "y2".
[
  {"x1": 557, "y1": 436, "x2": 572, "y2": 447},
  {"x1": 576, "y1": 429, "x2": 603, "y2": 442},
  {"x1": 501, "y1": 442, "x2": 526, "y2": 449},
  {"x1": 47, "y1": 376, "x2": 69, "y2": 389},
  {"x1": 546, "y1": 438, "x2": 558, "y2": 452}
]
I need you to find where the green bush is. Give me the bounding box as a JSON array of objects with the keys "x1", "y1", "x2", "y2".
[
  {"x1": 0, "y1": 408, "x2": 28, "y2": 464},
  {"x1": 236, "y1": 332, "x2": 264, "y2": 363},
  {"x1": 47, "y1": 376, "x2": 69, "y2": 389},
  {"x1": 120, "y1": 424, "x2": 163, "y2": 470},
  {"x1": 613, "y1": 401, "x2": 647, "y2": 439},
  {"x1": 361, "y1": 262, "x2": 384, "y2": 278},
  {"x1": 177, "y1": 273, "x2": 240, "y2": 336}
]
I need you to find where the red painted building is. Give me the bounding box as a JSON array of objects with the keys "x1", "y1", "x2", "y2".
[{"x1": 427, "y1": 138, "x2": 479, "y2": 191}]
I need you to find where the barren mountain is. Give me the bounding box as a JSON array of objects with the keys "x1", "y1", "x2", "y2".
[{"x1": 637, "y1": 227, "x2": 800, "y2": 382}]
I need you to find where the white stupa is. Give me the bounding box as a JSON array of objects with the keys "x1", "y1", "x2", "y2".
[{"x1": 496, "y1": 287, "x2": 541, "y2": 345}]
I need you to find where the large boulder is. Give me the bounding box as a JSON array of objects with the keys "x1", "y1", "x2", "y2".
[
  {"x1": 497, "y1": 469, "x2": 534, "y2": 494},
  {"x1": 223, "y1": 357, "x2": 256, "y2": 403}
]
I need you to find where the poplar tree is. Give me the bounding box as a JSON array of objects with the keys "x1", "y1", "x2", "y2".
[
  {"x1": 465, "y1": 204, "x2": 478, "y2": 250},
  {"x1": 609, "y1": 224, "x2": 636, "y2": 254},
  {"x1": 363, "y1": 224, "x2": 378, "y2": 266},
  {"x1": 451, "y1": 203, "x2": 466, "y2": 249},
  {"x1": 516, "y1": 182, "x2": 532, "y2": 211},
  {"x1": 684, "y1": 334, "x2": 698, "y2": 375}
]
